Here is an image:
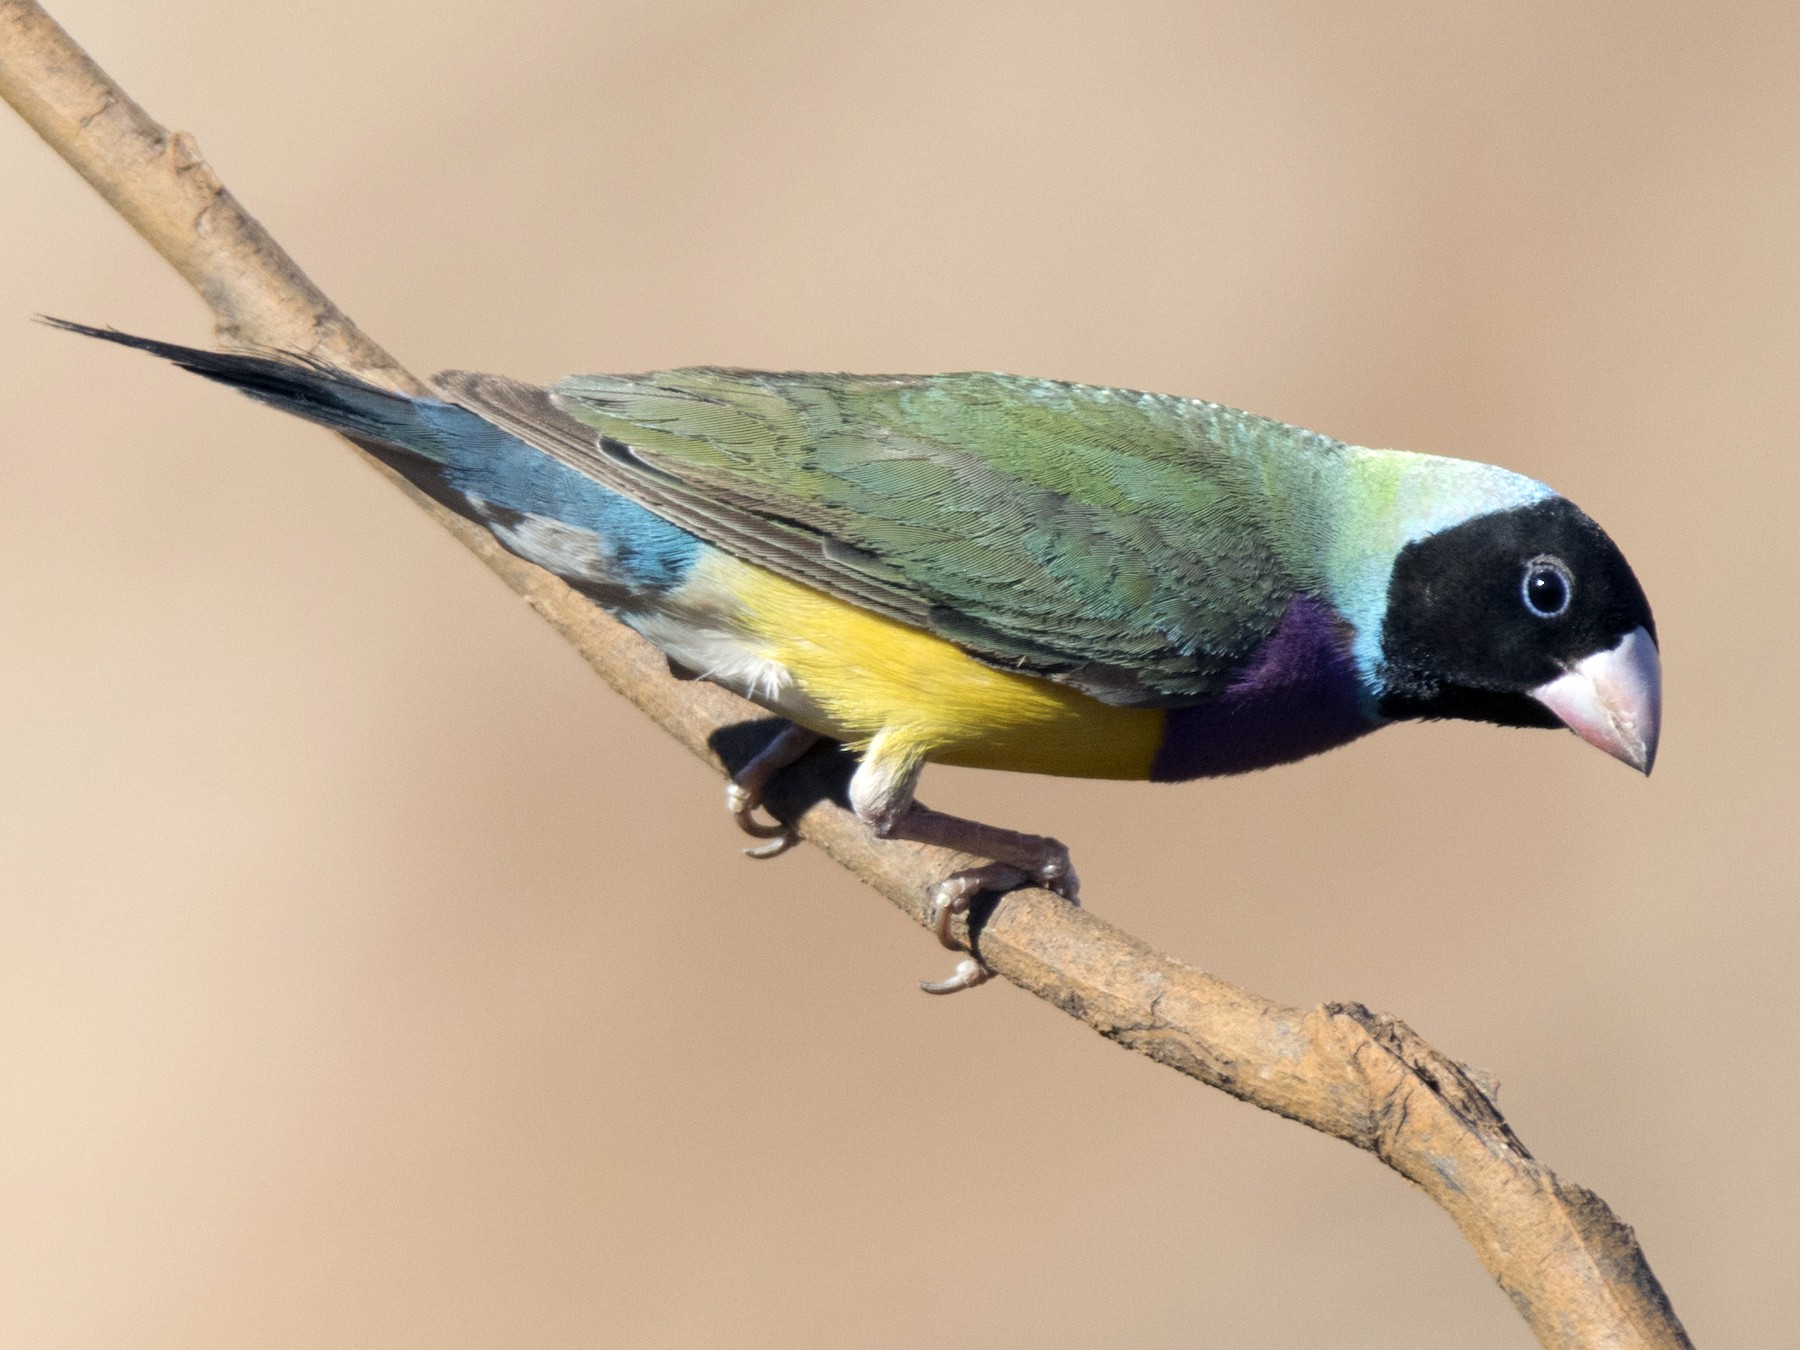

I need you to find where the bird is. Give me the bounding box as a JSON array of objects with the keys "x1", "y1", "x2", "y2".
[{"x1": 48, "y1": 319, "x2": 1660, "y2": 993}]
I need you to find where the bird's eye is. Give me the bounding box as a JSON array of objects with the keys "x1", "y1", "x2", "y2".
[{"x1": 1521, "y1": 557, "x2": 1572, "y2": 618}]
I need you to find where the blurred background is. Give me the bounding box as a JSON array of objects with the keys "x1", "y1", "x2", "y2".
[{"x1": 1, "y1": 2, "x2": 1794, "y2": 1345}]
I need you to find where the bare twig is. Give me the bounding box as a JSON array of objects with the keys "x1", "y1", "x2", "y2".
[{"x1": 0, "y1": 4, "x2": 1692, "y2": 1345}]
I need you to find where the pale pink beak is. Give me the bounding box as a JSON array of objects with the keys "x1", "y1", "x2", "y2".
[{"x1": 1529, "y1": 626, "x2": 1662, "y2": 774}]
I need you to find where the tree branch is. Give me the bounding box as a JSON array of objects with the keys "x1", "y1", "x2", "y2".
[{"x1": 0, "y1": 4, "x2": 1692, "y2": 1345}]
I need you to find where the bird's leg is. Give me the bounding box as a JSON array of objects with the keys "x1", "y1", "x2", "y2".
[
  {"x1": 725, "y1": 723, "x2": 822, "y2": 859},
  {"x1": 849, "y1": 732, "x2": 1078, "y2": 995}
]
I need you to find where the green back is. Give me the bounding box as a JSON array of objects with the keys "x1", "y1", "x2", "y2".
[{"x1": 545, "y1": 369, "x2": 1360, "y2": 705}]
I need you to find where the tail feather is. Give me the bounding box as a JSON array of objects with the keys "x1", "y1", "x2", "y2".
[
  {"x1": 44, "y1": 318, "x2": 709, "y2": 603},
  {"x1": 40, "y1": 318, "x2": 447, "y2": 461}
]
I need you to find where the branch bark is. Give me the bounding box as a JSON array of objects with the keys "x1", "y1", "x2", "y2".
[{"x1": 0, "y1": 5, "x2": 1692, "y2": 1346}]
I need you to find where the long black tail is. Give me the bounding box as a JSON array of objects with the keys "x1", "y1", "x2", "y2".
[{"x1": 40, "y1": 318, "x2": 448, "y2": 460}]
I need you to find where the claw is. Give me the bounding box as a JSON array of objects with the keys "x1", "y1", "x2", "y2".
[
  {"x1": 727, "y1": 799, "x2": 799, "y2": 860},
  {"x1": 742, "y1": 831, "x2": 799, "y2": 860},
  {"x1": 930, "y1": 864, "x2": 1026, "y2": 950},
  {"x1": 722, "y1": 725, "x2": 821, "y2": 860},
  {"x1": 919, "y1": 958, "x2": 994, "y2": 995},
  {"x1": 727, "y1": 784, "x2": 799, "y2": 857},
  {"x1": 723, "y1": 782, "x2": 768, "y2": 827},
  {"x1": 727, "y1": 781, "x2": 792, "y2": 837}
]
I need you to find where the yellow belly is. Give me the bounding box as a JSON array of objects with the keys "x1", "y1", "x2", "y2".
[{"x1": 711, "y1": 553, "x2": 1165, "y2": 780}]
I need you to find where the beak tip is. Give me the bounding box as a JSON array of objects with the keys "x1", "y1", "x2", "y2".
[{"x1": 1531, "y1": 626, "x2": 1662, "y2": 777}]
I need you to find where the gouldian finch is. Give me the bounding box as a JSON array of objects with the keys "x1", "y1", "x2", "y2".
[{"x1": 51, "y1": 321, "x2": 1660, "y2": 992}]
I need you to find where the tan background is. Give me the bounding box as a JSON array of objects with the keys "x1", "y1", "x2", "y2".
[{"x1": 2, "y1": 2, "x2": 1794, "y2": 1345}]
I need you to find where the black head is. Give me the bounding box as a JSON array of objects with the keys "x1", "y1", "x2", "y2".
[{"x1": 1376, "y1": 497, "x2": 1660, "y2": 768}]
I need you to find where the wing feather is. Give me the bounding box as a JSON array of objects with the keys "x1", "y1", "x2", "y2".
[{"x1": 434, "y1": 367, "x2": 1315, "y2": 705}]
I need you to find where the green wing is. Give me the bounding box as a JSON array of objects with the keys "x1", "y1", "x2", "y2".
[{"x1": 436, "y1": 366, "x2": 1339, "y2": 706}]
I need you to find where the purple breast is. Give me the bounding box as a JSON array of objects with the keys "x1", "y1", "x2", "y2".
[{"x1": 1149, "y1": 593, "x2": 1378, "y2": 782}]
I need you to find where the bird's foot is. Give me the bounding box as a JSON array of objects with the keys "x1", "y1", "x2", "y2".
[
  {"x1": 727, "y1": 781, "x2": 800, "y2": 858},
  {"x1": 890, "y1": 808, "x2": 1078, "y2": 995},
  {"x1": 927, "y1": 850, "x2": 1080, "y2": 950},
  {"x1": 846, "y1": 744, "x2": 1080, "y2": 996},
  {"x1": 725, "y1": 724, "x2": 822, "y2": 859}
]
